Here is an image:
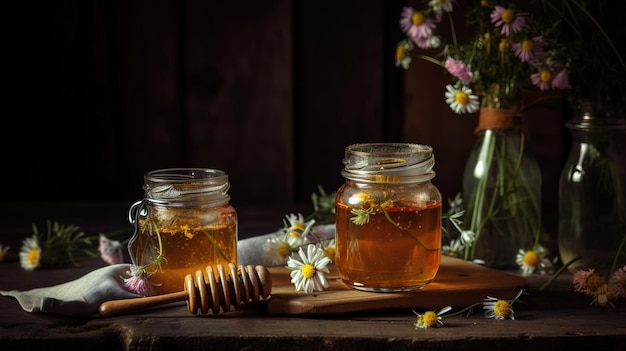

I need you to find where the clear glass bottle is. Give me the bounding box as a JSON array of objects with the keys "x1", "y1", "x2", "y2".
[
  {"x1": 128, "y1": 168, "x2": 238, "y2": 294},
  {"x1": 462, "y1": 108, "x2": 541, "y2": 269},
  {"x1": 335, "y1": 143, "x2": 442, "y2": 292},
  {"x1": 558, "y1": 105, "x2": 626, "y2": 276}
]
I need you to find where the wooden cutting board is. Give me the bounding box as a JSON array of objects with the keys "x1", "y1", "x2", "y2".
[{"x1": 266, "y1": 256, "x2": 528, "y2": 314}]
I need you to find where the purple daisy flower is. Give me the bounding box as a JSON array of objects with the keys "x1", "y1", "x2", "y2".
[
  {"x1": 400, "y1": 7, "x2": 436, "y2": 45},
  {"x1": 490, "y1": 6, "x2": 527, "y2": 36},
  {"x1": 512, "y1": 36, "x2": 545, "y2": 63},
  {"x1": 531, "y1": 68, "x2": 553, "y2": 91}
]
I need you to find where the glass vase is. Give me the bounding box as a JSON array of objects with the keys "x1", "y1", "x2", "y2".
[
  {"x1": 462, "y1": 108, "x2": 542, "y2": 269},
  {"x1": 558, "y1": 104, "x2": 626, "y2": 276}
]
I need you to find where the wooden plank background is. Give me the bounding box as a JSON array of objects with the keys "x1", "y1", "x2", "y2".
[{"x1": 3, "y1": 0, "x2": 567, "y2": 237}]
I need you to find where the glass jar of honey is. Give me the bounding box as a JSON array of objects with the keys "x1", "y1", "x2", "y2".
[
  {"x1": 335, "y1": 143, "x2": 442, "y2": 292},
  {"x1": 128, "y1": 168, "x2": 238, "y2": 294}
]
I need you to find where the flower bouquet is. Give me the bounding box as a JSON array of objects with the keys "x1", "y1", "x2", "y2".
[{"x1": 397, "y1": 0, "x2": 572, "y2": 268}]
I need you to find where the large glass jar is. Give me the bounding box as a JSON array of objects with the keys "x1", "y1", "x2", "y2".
[
  {"x1": 335, "y1": 143, "x2": 442, "y2": 292},
  {"x1": 128, "y1": 168, "x2": 238, "y2": 294},
  {"x1": 558, "y1": 105, "x2": 626, "y2": 276}
]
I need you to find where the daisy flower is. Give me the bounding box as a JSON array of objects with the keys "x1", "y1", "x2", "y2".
[
  {"x1": 123, "y1": 265, "x2": 158, "y2": 296},
  {"x1": 531, "y1": 67, "x2": 554, "y2": 91},
  {"x1": 490, "y1": 6, "x2": 527, "y2": 36},
  {"x1": 413, "y1": 306, "x2": 452, "y2": 328},
  {"x1": 400, "y1": 7, "x2": 436, "y2": 47},
  {"x1": 263, "y1": 233, "x2": 306, "y2": 266},
  {"x1": 442, "y1": 238, "x2": 464, "y2": 258},
  {"x1": 483, "y1": 289, "x2": 524, "y2": 320},
  {"x1": 445, "y1": 57, "x2": 473, "y2": 83},
  {"x1": 512, "y1": 36, "x2": 544, "y2": 63},
  {"x1": 444, "y1": 84, "x2": 479, "y2": 114},
  {"x1": 98, "y1": 234, "x2": 125, "y2": 265},
  {"x1": 515, "y1": 245, "x2": 551, "y2": 276},
  {"x1": 287, "y1": 244, "x2": 331, "y2": 293},
  {"x1": 19, "y1": 235, "x2": 41, "y2": 271},
  {"x1": 0, "y1": 244, "x2": 9, "y2": 263},
  {"x1": 609, "y1": 265, "x2": 626, "y2": 300},
  {"x1": 428, "y1": 0, "x2": 453, "y2": 21},
  {"x1": 321, "y1": 238, "x2": 336, "y2": 263},
  {"x1": 283, "y1": 213, "x2": 315, "y2": 240},
  {"x1": 395, "y1": 40, "x2": 412, "y2": 70}
]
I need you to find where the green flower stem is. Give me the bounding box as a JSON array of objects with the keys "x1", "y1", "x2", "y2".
[
  {"x1": 538, "y1": 256, "x2": 581, "y2": 292},
  {"x1": 416, "y1": 54, "x2": 444, "y2": 68},
  {"x1": 144, "y1": 221, "x2": 165, "y2": 276},
  {"x1": 447, "y1": 12, "x2": 457, "y2": 48},
  {"x1": 201, "y1": 228, "x2": 230, "y2": 262},
  {"x1": 464, "y1": 128, "x2": 541, "y2": 261},
  {"x1": 383, "y1": 210, "x2": 439, "y2": 252},
  {"x1": 465, "y1": 130, "x2": 496, "y2": 260}
]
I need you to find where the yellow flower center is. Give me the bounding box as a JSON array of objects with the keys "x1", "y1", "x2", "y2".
[
  {"x1": 493, "y1": 300, "x2": 511, "y2": 318},
  {"x1": 324, "y1": 247, "x2": 336, "y2": 261},
  {"x1": 277, "y1": 242, "x2": 291, "y2": 258},
  {"x1": 301, "y1": 263, "x2": 316, "y2": 279},
  {"x1": 586, "y1": 274, "x2": 606, "y2": 292},
  {"x1": 411, "y1": 12, "x2": 425, "y2": 26},
  {"x1": 396, "y1": 45, "x2": 407, "y2": 61},
  {"x1": 501, "y1": 9, "x2": 515, "y2": 24},
  {"x1": 523, "y1": 251, "x2": 540, "y2": 267},
  {"x1": 521, "y1": 39, "x2": 534, "y2": 52},
  {"x1": 455, "y1": 91, "x2": 469, "y2": 105},
  {"x1": 539, "y1": 69, "x2": 552, "y2": 83},
  {"x1": 499, "y1": 39, "x2": 511, "y2": 53},
  {"x1": 421, "y1": 311, "x2": 438, "y2": 327},
  {"x1": 290, "y1": 222, "x2": 305, "y2": 238},
  {"x1": 28, "y1": 248, "x2": 40, "y2": 265}
]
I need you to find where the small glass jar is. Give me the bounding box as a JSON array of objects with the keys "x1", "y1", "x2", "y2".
[
  {"x1": 335, "y1": 143, "x2": 442, "y2": 292},
  {"x1": 128, "y1": 168, "x2": 238, "y2": 294}
]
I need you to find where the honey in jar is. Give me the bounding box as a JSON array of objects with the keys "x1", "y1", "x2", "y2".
[
  {"x1": 128, "y1": 168, "x2": 237, "y2": 294},
  {"x1": 335, "y1": 143, "x2": 442, "y2": 291}
]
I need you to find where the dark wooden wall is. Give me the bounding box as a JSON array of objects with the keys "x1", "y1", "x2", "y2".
[{"x1": 3, "y1": 1, "x2": 566, "y2": 235}]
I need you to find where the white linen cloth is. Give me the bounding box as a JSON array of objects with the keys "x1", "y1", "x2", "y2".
[{"x1": 1, "y1": 225, "x2": 335, "y2": 317}]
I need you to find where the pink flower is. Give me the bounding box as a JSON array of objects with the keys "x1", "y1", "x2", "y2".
[
  {"x1": 400, "y1": 7, "x2": 436, "y2": 47},
  {"x1": 572, "y1": 268, "x2": 606, "y2": 296},
  {"x1": 531, "y1": 68, "x2": 553, "y2": 91},
  {"x1": 98, "y1": 234, "x2": 125, "y2": 265},
  {"x1": 123, "y1": 265, "x2": 157, "y2": 296},
  {"x1": 551, "y1": 66, "x2": 572, "y2": 90},
  {"x1": 512, "y1": 36, "x2": 544, "y2": 63},
  {"x1": 445, "y1": 57, "x2": 473, "y2": 83},
  {"x1": 490, "y1": 6, "x2": 527, "y2": 36},
  {"x1": 609, "y1": 265, "x2": 626, "y2": 300}
]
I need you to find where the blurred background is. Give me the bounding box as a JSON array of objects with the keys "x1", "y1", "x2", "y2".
[{"x1": 3, "y1": 1, "x2": 566, "y2": 236}]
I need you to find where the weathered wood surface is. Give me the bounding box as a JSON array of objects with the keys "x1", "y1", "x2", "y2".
[
  {"x1": 267, "y1": 257, "x2": 528, "y2": 314},
  {"x1": 1, "y1": 201, "x2": 625, "y2": 350}
]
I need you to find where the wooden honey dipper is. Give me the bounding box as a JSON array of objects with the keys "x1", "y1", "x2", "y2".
[{"x1": 99, "y1": 263, "x2": 272, "y2": 317}]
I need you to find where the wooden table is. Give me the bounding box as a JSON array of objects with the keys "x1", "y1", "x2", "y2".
[{"x1": 1, "y1": 201, "x2": 624, "y2": 350}]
